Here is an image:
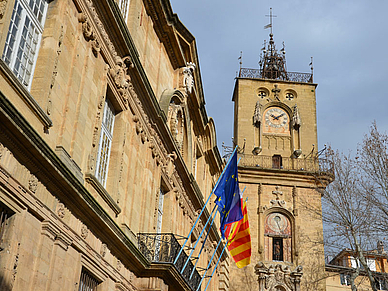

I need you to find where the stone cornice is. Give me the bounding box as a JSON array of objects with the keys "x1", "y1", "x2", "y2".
[
  {"x1": 238, "y1": 166, "x2": 333, "y2": 188},
  {"x1": 143, "y1": 0, "x2": 185, "y2": 69},
  {"x1": 85, "y1": 173, "x2": 122, "y2": 216}
]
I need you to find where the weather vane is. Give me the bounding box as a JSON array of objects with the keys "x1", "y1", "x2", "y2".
[{"x1": 264, "y1": 7, "x2": 277, "y2": 34}]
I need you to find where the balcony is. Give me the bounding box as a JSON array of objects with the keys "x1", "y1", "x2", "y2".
[
  {"x1": 239, "y1": 67, "x2": 313, "y2": 83},
  {"x1": 237, "y1": 153, "x2": 334, "y2": 175},
  {"x1": 138, "y1": 233, "x2": 201, "y2": 291}
]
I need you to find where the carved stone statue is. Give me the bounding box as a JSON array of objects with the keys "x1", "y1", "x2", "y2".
[
  {"x1": 255, "y1": 262, "x2": 303, "y2": 291},
  {"x1": 253, "y1": 101, "x2": 262, "y2": 127},
  {"x1": 183, "y1": 62, "x2": 196, "y2": 94},
  {"x1": 292, "y1": 104, "x2": 301, "y2": 129}
]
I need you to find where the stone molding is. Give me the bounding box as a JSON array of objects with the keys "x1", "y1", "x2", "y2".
[
  {"x1": 54, "y1": 232, "x2": 73, "y2": 251},
  {"x1": 0, "y1": 59, "x2": 52, "y2": 129},
  {"x1": 85, "y1": 173, "x2": 122, "y2": 216},
  {"x1": 41, "y1": 220, "x2": 60, "y2": 241}
]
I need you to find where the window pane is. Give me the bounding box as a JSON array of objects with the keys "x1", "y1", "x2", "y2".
[
  {"x1": 1, "y1": 0, "x2": 47, "y2": 88},
  {"x1": 95, "y1": 98, "x2": 115, "y2": 186}
]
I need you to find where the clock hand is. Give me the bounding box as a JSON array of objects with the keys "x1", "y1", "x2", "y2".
[
  {"x1": 274, "y1": 113, "x2": 285, "y2": 120},
  {"x1": 276, "y1": 220, "x2": 281, "y2": 231}
]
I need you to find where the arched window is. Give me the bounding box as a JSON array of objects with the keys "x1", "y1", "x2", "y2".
[{"x1": 264, "y1": 212, "x2": 292, "y2": 262}]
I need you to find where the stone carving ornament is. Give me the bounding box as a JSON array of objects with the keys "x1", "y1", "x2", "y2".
[
  {"x1": 28, "y1": 175, "x2": 38, "y2": 193},
  {"x1": 0, "y1": 0, "x2": 8, "y2": 20},
  {"x1": 81, "y1": 225, "x2": 89, "y2": 239},
  {"x1": 183, "y1": 62, "x2": 196, "y2": 94},
  {"x1": 255, "y1": 262, "x2": 303, "y2": 291},
  {"x1": 100, "y1": 243, "x2": 107, "y2": 257},
  {"x1": 253, "y1": 100, "x2": 262, "y2": 128},
  {"x1": 78, "y1": 13, "x2": 100, "y2": 57},
  {"x1": 110, "y1": 56, "x2": 134, "y2": 103},
  {"x1": 57, "y1": 203, "x2": 65, "y2": 219},
  {"x1": 292, "y1": 104, "x2": 301, "y2": 129}
]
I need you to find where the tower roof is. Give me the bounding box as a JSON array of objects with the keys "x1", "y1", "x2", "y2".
[
  {"x1": 259, "y1": 33, "x2": 288, "y2": 80},
  {"x1": 238, "y1": 8, "x2": 313, "y2": 83},
  {"x1": 259, "y1": 8, "x2": 287, "y2": 80}
]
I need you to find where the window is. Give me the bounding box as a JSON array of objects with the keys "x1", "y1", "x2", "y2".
[
  {"x1": 95, "y1": 97, "x2": 115, "y2": 187},
  {"x1": 350, "y1": 256, "x2": 377, "y2": 271},
  {"x1": 367, "y1": 258, "x2": 377, "y2": 271},
  {"x1": 118, "y1": 0, "x2": 130, "y2": 21},
  {"x1": 340, "y1": 273, "x2": 351, "y2": 286},
  {"x1": 78, "y1": 268, "x2": 100, "y2": 291},
  {"x1": 156, "y1": 188, "x2": 164, "y2": 234},
  {"x1": 2, "y1": 0, "x2": 47, "y2": 89},
  {"x1": 0, "y1": 202, "x2": 15, "y2": 249},
  {"x1": 375, "y1": 277, "x2": 386, "y2": 290},
  {"x1": 155, "y1": 188, "x2": 165, "y2": 261}
]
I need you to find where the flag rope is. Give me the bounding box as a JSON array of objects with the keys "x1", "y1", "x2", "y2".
[
  {"x1": 173, "y1": 146, "x2": 238, "y2": 265},
  {"x1": 180, "y1": 205, "x2": 217, "y2": 274}
]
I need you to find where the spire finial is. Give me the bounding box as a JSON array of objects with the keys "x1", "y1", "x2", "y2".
[{"x1": 239, "y1": 51, "x2": 243, "y2": 70}]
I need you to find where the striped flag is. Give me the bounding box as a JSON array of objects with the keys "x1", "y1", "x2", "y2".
[{"x1": 224, "y1": 200, "x2": 251, "y2": 268}]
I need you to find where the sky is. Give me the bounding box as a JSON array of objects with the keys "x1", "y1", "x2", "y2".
[{"x1": 169, "y1": 0, "x2": 388, "y2": 156}]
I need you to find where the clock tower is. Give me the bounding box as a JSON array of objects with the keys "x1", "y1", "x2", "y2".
[{"x1": 228, "y1": 27, "x2": 333, "y2": 291}]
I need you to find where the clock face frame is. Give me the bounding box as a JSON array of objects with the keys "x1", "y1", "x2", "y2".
[{"x1": 263, "y1": 107, "x2": 290, "y2": 134}]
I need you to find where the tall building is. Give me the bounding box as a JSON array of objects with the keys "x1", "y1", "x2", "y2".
[
  {"x1": 229, "y1": 28, "x2": 334, "y2": 290},
  {"x1": 0, "y1": 1, "x2": 229, "y2": 291}
]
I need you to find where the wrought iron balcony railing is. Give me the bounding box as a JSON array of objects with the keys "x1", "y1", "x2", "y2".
[
  {"x1": 239, "y1": 67, "x2": 313, "y2": 83},
  {"x1": 138, "y1": 233, "x2": 201, "y2": 291},
  {"x1": 237, "y1": 153, "x2": 334, "y2": 175}
]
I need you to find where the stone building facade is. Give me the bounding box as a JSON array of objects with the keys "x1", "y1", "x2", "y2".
[{"x1": 0, "y1": 0, "x2": 228, "y2": 291}]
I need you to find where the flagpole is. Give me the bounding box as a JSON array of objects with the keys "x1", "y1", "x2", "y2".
[
  {"x1": 195, "y1": 237, "x2": 225, "y2": 291},
  {"x1": 190, "y1": 187, "x2": 246, "y2": 279},
  {"x1": 203, "y1": 239, "x2": 229, "y2": 291},
  {"x1": 189, "y1": 208, "x2": 218, "y2": 279},
  {"x1": 174, "y1": 146, "x2": 238, "y2": 265},
  {"x1": 180, "y1": 205, "x2": 217, "y2": 274}
]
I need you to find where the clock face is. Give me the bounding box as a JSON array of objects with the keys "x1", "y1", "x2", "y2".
[
  {"x1": 265, "y1": 213, "x2": 291, "y2": 236},
  {"x1": 263, "y1": 107, "x2": 289, "y2": 134}
]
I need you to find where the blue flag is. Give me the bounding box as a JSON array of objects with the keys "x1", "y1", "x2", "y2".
[{"x1": 214, "y1": 151, "x2": 243, "y2": 238}]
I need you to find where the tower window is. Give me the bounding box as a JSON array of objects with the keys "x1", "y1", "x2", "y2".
[
  {"x1": 272, "y1": 155, "x2": 282, "y2": 169},
  {"x1": 285, "y1": 93, "x2": 294, "y2": 100},
  {"x1": 258, "y1": 91, "x2": 267, "y2": 98}
]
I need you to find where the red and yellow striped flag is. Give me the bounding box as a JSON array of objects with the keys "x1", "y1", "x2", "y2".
[{"x1": 224, "y1": 200, "x2": 251, "y2": 268}]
